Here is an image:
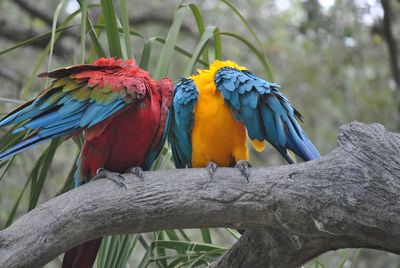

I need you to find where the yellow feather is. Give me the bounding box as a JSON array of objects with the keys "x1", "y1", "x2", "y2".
[
  {"x1": 251, "y1": 139, "x2": 266, "y2": 152},
  {"x1": 189, "y1": 60, "x2": 249, "y2": 167}
]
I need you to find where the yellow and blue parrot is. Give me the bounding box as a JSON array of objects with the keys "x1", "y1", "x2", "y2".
[{"x1": 168, "y1": 60, "x2": 320, "y2": 178}]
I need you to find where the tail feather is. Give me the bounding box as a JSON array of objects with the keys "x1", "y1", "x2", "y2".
[
  {"x1": 0, "y1": 135, "x2": 47, "y2": 161},
  {"x1": 62, "y1": 238, "x2": 102, "y2": 268},
  {"x1": 287, "y1": 133, "x2": 320, "y2": 162},
  {"x1": 301, "y1": 134, "x2": 321, "y2": 160}
]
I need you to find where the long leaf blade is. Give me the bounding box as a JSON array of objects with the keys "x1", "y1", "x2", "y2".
[
  {"x1": 100, "y1": 0, "x2": 123, "y2": 58},
  {"x1": 154, "y1": 5, "x2": 188, "y2": 79}
]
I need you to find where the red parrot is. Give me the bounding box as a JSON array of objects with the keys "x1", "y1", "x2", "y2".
[{"x1": 0, "y1": 58, "x2": 173, "y2": 267}]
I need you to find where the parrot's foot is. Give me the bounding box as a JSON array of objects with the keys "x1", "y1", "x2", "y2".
[
  {"x1": 235, "y1": 160, "x2": 251, "y2": 182},
  {"x1": 126, "y1": 166, "x2": 144, "y2": 178},
  {"x1": 92, "y1": 168, "x2": 127, "y2": 189},
  {"x1": 206, "y1": 161, "x2": 218, "y2": 178}
]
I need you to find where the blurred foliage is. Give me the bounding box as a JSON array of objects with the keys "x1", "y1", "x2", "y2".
[{"x1": 0, "y1": 0, "x2": 400, "y2": 267}]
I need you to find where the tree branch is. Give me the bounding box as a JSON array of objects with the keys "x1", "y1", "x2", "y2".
[
  {"x1": 12, "y1": 0, "x2": 78, "y2": 41},
  {"x1": 13, "y1": 0, "x2": 198, "y2": 39},
  {"x1": 13, "y1": 0, "x2": 54, "y2": 26},
  {"x1": 1, "y1": 122, "x2": 400, "y2": 268}
]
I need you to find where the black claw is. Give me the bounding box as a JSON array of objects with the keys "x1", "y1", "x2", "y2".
[
  {"x1": 126, "y1": 166, "x2": 144, "y2": 178},
  {"x1": 206, "y1": 161, "x2": 218, "y2": 178},
  {"x1": 92, "y1": 168, "x2": 127, "y2": 189},
  {"x1": 235, "y1": 160, "x2": 251, "y2": 182}
]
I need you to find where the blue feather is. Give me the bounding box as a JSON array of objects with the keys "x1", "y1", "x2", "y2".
[
  {"x1": 0, "y1": 74, "x2": 131, "y2": 162},
  {"x1": 88, "y1": 100, "x2": 125, "y2": 127},
  {"x1": 0, "y1": 135, "x2": 46, "y2": 161},
  {"x1": 39, "y1": 120, "x2": 79, "y2": 137},
  {"x1": 215, "y1": 67, "x2": 320, "y2": 162},
  {"x1": 168, "y1": 78, "x2": 198, "y2": 168}
]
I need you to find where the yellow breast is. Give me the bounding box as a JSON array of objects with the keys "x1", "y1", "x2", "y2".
[{"x1": 190, "y1": 62, "x2": 249, "y2": 167}]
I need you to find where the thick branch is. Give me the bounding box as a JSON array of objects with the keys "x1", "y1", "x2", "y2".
[{"x1": 1, "y1": 122, "x2": 400, "y2": 268}]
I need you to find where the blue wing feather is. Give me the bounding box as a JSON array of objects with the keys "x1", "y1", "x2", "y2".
[
  {"x1": 168, "y1": 78, "x2": 198, "y2": 168},
  {"x1": 0, "y1": 135, "x2": 47, "y2": 161},
  {"x1": 0, "y1": 80, "x2": 129, "y2": 161},
  {"x1": 215, "y1": 67, "x2": 320, "y2": 162}
]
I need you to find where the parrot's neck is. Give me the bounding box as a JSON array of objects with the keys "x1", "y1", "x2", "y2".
[{"x1": 189, "y1": 60, "x2": 247, "y2": 94}]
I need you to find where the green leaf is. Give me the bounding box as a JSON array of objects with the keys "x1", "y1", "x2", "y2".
[
  {"x1": 92, "y1": 24, "x2": 144, "y2": 39},
  {"x1": 137, "y1": 235, "x2": 163, "y2": 268},
  {"x1": 28, "y1": 138, "x2": 63, "y2": 210},
  {"x1": 180, "y1": 249, "x2": 224, "y2": 268},
  {"x1": 155, "y1": 231, "x2": 168, "y2": 267},
  {"x1": 139, "y1": 38, "x2": 154, "y2": 70},
  {"x1": 100, "y1": 0, "x2": 123, "y2": 58},
  {"x1": 0, "y1": 4, "x2": 100, "y2": 56},
  {"x1": 225, "y1": 228, "x2": 240, "y2": 240},
  {"x1": 337, "y1": 251, "x2": 350, "y2": 268},
  {"x1": 213, "y1": 27, "x2": 222, "y2": 60},
  {"x1": 220, "y1": 31, "x2": 273, "y2": 81},
  {"x1": 0, "y1": 25, "x2": 77, "y2": 57},
  {"x1": 154, "y1": 37, "x2": 208, "y2": 67},
  {"x1": 78, "y1": 0, "x2": 88, "y2": 63},
  {"x1": 151, "y1": 240, "x2": 228, "y2": 252},
  {"x1": 119, "y1": 0, "x2": 133, "y2": 60},
  {"x1": 47, "y1": 0, "x2": 67, "y2": 85},
  {"x1": 97, "y1": 234, "x2": 138, "y2": 268},
  {"x1": 184, "y1": 26, "x2": 215, "y2": 76},
  {"x1": 200, "y1": 229, "x2": 212, "y2": 244},
  {"x1": 20, "y1": 7, "x2": 91, "y2": 98},
  {"x1": 138, "y1": 243, "x2": 154, "y2": 268},
  {"x1": 164, "y1": 229, "x2": 180, "y2": 241},
  {"x1": 115, "y1": 235, "x2": 138, "y2": 267},
  {"x1": 349, "y1": 249, "x2": 362, "y2": 268},
  {"x1": 219, "y1": 0, "x2": 266, "y2": 58},
  {"x1": 154, "y1": 5, "x2": 188, "y2": 79},
  {"x1": 184, "y1": 3, "x2": 209, "y2": 65},
  {"x1": 219, "y1": 0, "x2": 274, "y2": 80},
  {"x1": 177, "y1": 230, "x2": 191, "y2": 241},
  {"x1": 86, "y1": 15, "x2": 106, "y2": 59}
]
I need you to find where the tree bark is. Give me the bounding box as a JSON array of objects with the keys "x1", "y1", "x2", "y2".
[{"x1": 1, "y1": 122, "x2": 400, "y2": 268}]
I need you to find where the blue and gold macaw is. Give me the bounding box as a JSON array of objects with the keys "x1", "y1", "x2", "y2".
[{"x1": 168, "y1": 60, "x2": 320, "y2": 178}]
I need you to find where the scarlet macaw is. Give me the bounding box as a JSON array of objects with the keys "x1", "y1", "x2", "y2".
[
  {"x1": 0, "y1": 58, "x2": 173, "y2": 268},
  {"x1": 169, "y1": 60, "x2": 320, "y2": 177}
]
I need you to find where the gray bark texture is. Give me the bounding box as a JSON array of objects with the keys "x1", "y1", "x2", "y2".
[{"x1": 0, "y1": 122, "x2": 400, "y2": 268}]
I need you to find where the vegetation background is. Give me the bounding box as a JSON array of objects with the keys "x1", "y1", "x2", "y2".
[{"x1": 0, "y1": 0, "x2": 399, "y2": 267}]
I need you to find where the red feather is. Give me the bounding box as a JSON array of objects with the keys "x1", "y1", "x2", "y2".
[
  {"x1": 61, "y1": 58, "x2": 173, "y2": 268},
  {"x1": 0, "y1": 58, "x2": 172, "y2": 268}
]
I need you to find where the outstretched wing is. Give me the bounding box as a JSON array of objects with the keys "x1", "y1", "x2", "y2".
[
  {"x1": 168, "y1": 78, "x2": 198, "y2": 168},
  {"x1": 215, "y1": 67, "x2": 320, "y2": 163},
  {"x1": 0, "y1": 62, "x2": 143, "y2": 160}
]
